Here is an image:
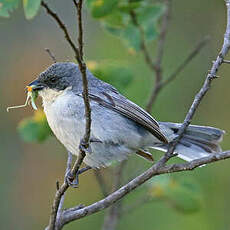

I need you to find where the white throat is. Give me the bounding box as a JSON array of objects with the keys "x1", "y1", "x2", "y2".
[{"x1": 39, "y1": 87, "x2": 71, "y2": 107}]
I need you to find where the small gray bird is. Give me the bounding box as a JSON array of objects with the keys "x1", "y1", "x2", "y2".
[{"x1": 28, "y1": 62, "x2": 224, "y2": 176}]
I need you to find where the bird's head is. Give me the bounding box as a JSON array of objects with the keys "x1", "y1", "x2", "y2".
[{"x1": 27, "y1": 62, "x2": 80, "y2": 103}]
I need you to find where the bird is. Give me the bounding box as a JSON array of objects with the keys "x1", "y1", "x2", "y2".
[{"x1": 28, "y1": 62, "x2": 225, "y2": 185}]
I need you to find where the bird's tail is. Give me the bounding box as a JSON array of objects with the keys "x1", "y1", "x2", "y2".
[{"x1": 153, "y1": 122, "x2": 225, "y2": 161}]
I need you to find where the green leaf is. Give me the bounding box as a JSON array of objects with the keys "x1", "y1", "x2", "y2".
[
  {"x1": 23, "y1": 0, "x2": 41, "y2": 19},
  {"x1": 102, "y1": 3, "x2": 165, "y2": 51},
  {"x1": 0, "y1": 0, "x2": 20, "y2": 17},
  {"x1": 148, "y1": 175, "x2": 202, "y2": 214},
  {"x1": 87, "y1": 0, "x2": 119, "y2": 18},
  {"x1": 136, "y1": 3, "x2": 165, "y2": 42},
  {"x1": 18, "y1": 110, "x2": 52, "y2": 142},
  {"x1": 103, "y1": 10, "x2": 126, "y2": 28},
  {"x1": 105, "y1": 24, "x2": 141, "y2": 51},
  {"x1": 137, "y1": 4, "x2": 165, "y2": 24}
]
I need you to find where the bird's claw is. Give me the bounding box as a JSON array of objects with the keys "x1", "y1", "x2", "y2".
[
  {"x1": 79, "y1": 138, "x2": 92, "y2": 154},
  {"x1": 65, "y1": 170, "x2": 79, "y2": 188}
]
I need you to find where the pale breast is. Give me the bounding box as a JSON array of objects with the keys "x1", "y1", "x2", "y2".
[{"x1": 41, "y1": 89, "x2": 85, "y2": 155}]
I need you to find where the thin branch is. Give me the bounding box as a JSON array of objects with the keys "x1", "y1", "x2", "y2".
[
  {"x1": 59, "y1": 150, "x2": 230, "y2": 226},
  {"x1": 43, "y1": 0, "x2": 91, "y2": 229},
  {"x1": 145, "y1": 36, "x2": 210, "y2": 109},
  {"x1": 47, "y1": 153, "x2": 85, "y2": 230},
  {"x1": 41, "y1": 1, "x2": 81, "y2": 64},
  {"x1": 74, "y1": 0, "x2": 91, "y2": 144},
  {"x1": 162, "y1": 36, "x2": 210, "y2": 87},
  {"x1": 56, "y1": 152, "x2": 73, "y2": 222},
  {"x1": 145, "y1": 0, "x2": 172, "y2": 112},
  {"x1": 155, "y1": 0, "x2": 172, "y2": 67},
  {"x1": 166, "y1": 0, "x2": 230, "y2": 156},
  {"x1": 130, "y1": 10, "x2": 155, "y2": 71},
  {"x1": 45, "y1": 48, "x2": 57, "y2": 63},
  {"x1": 75, "y1": 0, "x2": 111, "y2": 210}
]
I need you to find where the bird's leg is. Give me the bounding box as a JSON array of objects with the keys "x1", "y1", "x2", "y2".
[
  {"x1": 65, "y1": 166, "x2": 92, "y2": 188},
  {"x1": 79, "y1": 137, "x2": 103, "y2": 154},
  {"x1": 65, "y1": 138, "x2": 101, "y2": 187}
]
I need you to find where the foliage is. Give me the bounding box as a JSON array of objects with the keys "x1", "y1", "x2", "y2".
[
  {"x1": 87, "y1": 0, "x2": 165, "y2": 51},
  {"x1": 0, "y1": 0, "x2": 41, "y2": 19},
  {"x1": 0, "y1": 0, "x2": 164, "y2": 49},
  {"x1": 147, "y1": 175, "x2": 202, "y2": 213},
  {"x1": 18, "y1": 110, "x2": 52, "y2": 142}
]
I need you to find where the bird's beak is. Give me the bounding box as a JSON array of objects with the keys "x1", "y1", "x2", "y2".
[{"x1": 27, "y1": 79, "x2": 45, "y2": 92}]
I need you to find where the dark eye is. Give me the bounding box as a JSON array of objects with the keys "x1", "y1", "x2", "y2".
[{"x1": 49, "y1": 76, "x2": 57, "y2": 83}]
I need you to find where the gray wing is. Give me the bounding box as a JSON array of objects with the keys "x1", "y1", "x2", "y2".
[{"x1": 86, "y1": 92, "x2": 168, "y2": 143}]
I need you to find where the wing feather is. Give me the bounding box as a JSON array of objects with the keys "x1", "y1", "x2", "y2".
[{"x1": 86, "y1": 92, "x2": 168, "y2": 143}]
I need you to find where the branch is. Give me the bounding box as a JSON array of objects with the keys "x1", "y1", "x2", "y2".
[
  {"x1": 47, "y1": 153, "x2": 85, "y2": 230},
  {"x1": 166, "y1": 0, "x2": 230, "y2": 156},
  {"x1": 56, "y1": 152, "x2": 73, "y2": 222},
  {"x1": 146, "y1": 36, "x2": 209, "y2": 110},
  {"x1": 41, "y1": 1, "x2": 81, "y2": 64},
  {"x1": 145, "y1": 0, "x2": 172, "y2": 112},
  {"x1": 45, "y1": 48, "x2": 57, "y2": 63},
  {"x1": 53, "y1": 1, "x2": 230, "y2": 228},
  {"x1": 43, "y1": 0, "x2": 91, "y2": 229},
  {"x1": 73, "y1": 0, "x2": 91, "y2": 145},
  {"x1": 59, "y1": 150, "x2": 230, "y2": 226},
  {"x1": 162, "y1": 36, "x2": 210, "y2": 87}
]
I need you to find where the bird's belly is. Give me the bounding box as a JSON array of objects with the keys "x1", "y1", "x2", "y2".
[
  {"x1": 44, "y1": 100, "x2": 85, "y2": 156},
  {"x1": 42, "y1": 94, "x2": 156, "y2": 168}
]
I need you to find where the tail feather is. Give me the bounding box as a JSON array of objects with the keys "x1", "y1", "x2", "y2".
[{"x1": 155, "y1": 122, "x2": 225, "y2": 162}]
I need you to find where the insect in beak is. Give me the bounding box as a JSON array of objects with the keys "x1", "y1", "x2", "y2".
[{"x1": 7, "y1": 85, "x2": 39, "y2": 112}]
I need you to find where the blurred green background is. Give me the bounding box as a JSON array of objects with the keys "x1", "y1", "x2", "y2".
[{"x1": 1, "y1": 0, "x2": 230, "y2": 229}]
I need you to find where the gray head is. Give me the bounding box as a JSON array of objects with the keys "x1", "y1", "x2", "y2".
[
  {"x1": 28, "y1": 62, "x2": 117, "y2": 99},
  {"x1": 28, "y1": 62, "x2": 81, "y2": 92}
]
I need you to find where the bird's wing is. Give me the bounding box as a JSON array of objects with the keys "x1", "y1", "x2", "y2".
[{"x1": 84, "y1": 92, "x2": 168, "y2": 143}]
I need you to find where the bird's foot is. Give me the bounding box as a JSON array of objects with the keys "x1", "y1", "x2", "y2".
[
  {"x1": 79, "y1": 138, "x2": 92, "y2": 154},
  {"x1": 65, "y1": 170, "x2": 79, "y2": 188},
  {"x1": 65, "y1": 166, "x2": 92, "y2": 188}
]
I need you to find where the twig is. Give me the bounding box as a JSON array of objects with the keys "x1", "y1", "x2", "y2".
[
  {"x1": 59, "y1": 150, "x2": 230, "y2": 226},
  {"x1": 41, "y1": 1, "x2": 81, "y2": 64},
  {"x1": 56, "y1": 152, "x2": 73, "y2": 222},
  {"x1": 47, "y1": 153, "x2": 84, "y2": 230},
  {"x1": 45, "y1": 48, "x2": 57, "y2": 63},
  {"x1": 75, "y1": 0, "x2": 111, "y2": 210},
  {"x1": 73, "y1": 0, "x2": 91, "y2": 145},
  {"x1": 162, "y1": 36, "x2": 210, "y2": 87},
  {"x1": 145, "y1": 0, "x2": 172, "y2": 112},
  {"x1": 43, "y1": 0, "x2": 91, "y2": 229},
  {"x1": 166, "y1": 0, "x2": 230, "y2": 156},
  {"x1": 146, "y1": 36, "x2": 210, "y2": 109},
  {"x1": 130, "y1": 10, "x2": 155, "y2": 71},
  {"x1": 102, "y1": 161, "x2": 127, "y2": 230}
]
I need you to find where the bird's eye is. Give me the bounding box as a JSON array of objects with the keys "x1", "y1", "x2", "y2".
[{"x1": 50, "y1": 76, "x2": 57, "y2": 83}]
